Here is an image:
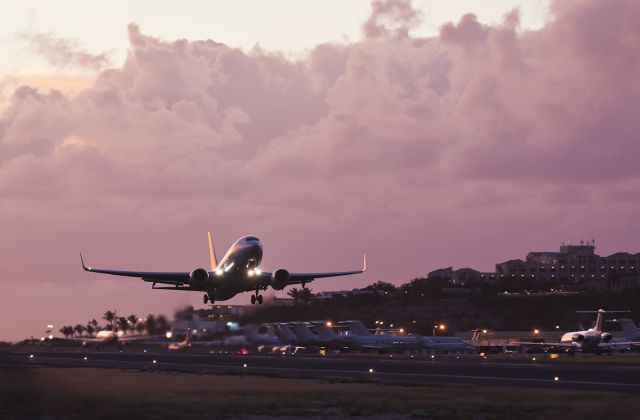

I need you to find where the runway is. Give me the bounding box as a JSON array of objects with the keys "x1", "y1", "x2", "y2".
[{"x1": 3, "y1": 350, "x2": 640, "y2": 393}]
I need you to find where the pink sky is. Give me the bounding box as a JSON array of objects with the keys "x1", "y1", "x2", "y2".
[{"x1": 2, "y1": 0, "x2": 640, "y2": 341}]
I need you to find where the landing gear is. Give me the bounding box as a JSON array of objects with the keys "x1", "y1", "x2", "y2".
[
  {"x1": 251, "y1": 289, "x2": 264, "y2": 304},
  {"x1": 204, "y1": 293, "x2": 215, "y2": 304}
]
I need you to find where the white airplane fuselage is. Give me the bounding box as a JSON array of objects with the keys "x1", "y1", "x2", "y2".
[{"x1": 559, "y1": 329, "x2": 603, "y2": 351}]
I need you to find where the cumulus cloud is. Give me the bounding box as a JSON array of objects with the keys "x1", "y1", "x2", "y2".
[
  {"x1": 17, "y1": 30, "x2": 112, "y2": 71},
  {"x1": 1, "y1": 0, "x2": 640, "y2": 340}
]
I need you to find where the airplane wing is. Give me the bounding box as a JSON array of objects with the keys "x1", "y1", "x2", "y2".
[
  {"x1": 259, "y1": 254, "x2": 366, "y2": 285},
  {"x1": 80, "y1": 254, "x2": 189, "y2": 285},
  {"x1": 518, "y1": 341, "x2": 576, "y2": 348}
]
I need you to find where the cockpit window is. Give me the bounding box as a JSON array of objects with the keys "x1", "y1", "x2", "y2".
[{"x1": 245, "y1": 236, "x2": 260, "y2": 242}]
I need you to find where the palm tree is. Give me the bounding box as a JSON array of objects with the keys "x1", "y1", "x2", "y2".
[
  {"x1": 287, "y1": 288, "x2": 301, "y2": 302},
  {"x1": 59, "y1": 326, "x2": 73, "y2": 338},
  {"x1": 90, "y1": 318, "x2": 101, "y2": 333},
  {"x1": 144, "y1": 314, "x2": 157, "y2": 335},
  {"x1": 135, "y1": 319, "x2": 146, "y2": 334},
  {"x1": 127, "y1": 315, "x2": 138, "y2": 334},
  {"x1": 74, "y1": 324, "x2": 85, "y2": 337},
  {"x1": 85, "y1": 323, "x2": 95, "y2": 337},
  {"x1": 103, "y1": 310, "x2": 115, "y2": 325},
  {"x1": 287, "y1": 287, "x2": 313, "y2": 303},
  {"x1": 117, "y1": 317, "x2": 129, "y2": 335}
]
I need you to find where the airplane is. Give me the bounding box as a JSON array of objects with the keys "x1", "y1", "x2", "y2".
[
  {"x1": 81, "y1": 232, "x2": 366, "y2": 305},
  {"x1": 616, "y1": 319, "x2": 640, "y2": 342},
  {"x1": 520, "y1": 309, "x2": 640, "y2": 355},
  {"x1": 167, "y1": 328, "x2": 192, "y2": 351},
  {"x1": 337, "y1": 320, "x2": 423, "y2": 351}
]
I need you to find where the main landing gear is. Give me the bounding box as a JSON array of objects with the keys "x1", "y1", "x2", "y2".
[
  {"x1": 204, "y1": 293, "x2": 215, "y2": 304},
  {"x1": 251, "y1": 289, "x2": 263, "y2": 305}
]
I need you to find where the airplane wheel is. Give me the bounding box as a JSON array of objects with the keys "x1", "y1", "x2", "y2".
[
  {"x1": 204, "y1": 294, "x2": 208, "y2": 304},
  {"x1": 258, "y1": 295, "x2": 263, "y2": 304},
  {"x1": 251, "y1": 295, "x2": 256, "y2": 305}
]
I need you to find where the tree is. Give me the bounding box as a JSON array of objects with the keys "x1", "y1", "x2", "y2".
[
  {"x1": 135, "y1": 320, "x2": 146, "y2": 334},
  {"x1": 117, "y1": 317, "x2": 129, "y2": 335},
  {"x1": 73, "y1": 324, "x2": 85, "y2": 337},
  {"x1": 287, "y1": 287, "x2": 313, "y2": 303},
  {"x1": 85, "y1": 323, "x2": 95, "y2": 337},
  {"x1": 90, "y1": 318, "x2": 100, "y2": 332},
  {"x1": 59, "y1": 326, "x2": 73, "y2": 338},
  {"x1": 127, "y1": 315, "x2": 138, "y2": 334}
]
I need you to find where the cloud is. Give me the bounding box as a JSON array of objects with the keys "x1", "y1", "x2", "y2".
[
  {"x1": 1, "y1": 0, "x2": 640, "y2": 340},
  {"x1": 17, "y1": 30, "x2": 112, "y2": 71}
]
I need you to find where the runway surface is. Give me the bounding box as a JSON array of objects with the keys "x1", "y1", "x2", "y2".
[{"x1": 3, "y1": 350, "x2": 640, "y2": 393}]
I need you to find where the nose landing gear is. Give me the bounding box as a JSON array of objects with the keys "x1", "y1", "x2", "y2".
[
  {"x1": 204, "y1": 293, "x2": 215, "y2": 304},
  {"x1": 251, "y1": 289, "x2": 263, "y2": 305}
]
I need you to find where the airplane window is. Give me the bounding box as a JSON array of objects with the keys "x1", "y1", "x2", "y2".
[{"x1": 245, "y1": 236, "x2": 259, "y2": 242}]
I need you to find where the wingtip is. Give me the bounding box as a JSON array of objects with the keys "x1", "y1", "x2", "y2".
[
  {"x1": 363, "y1": 253, "x2": 367, "y2": 272},
  {"x1": 80, "y1": 253, "x2": 90, "y2": 271}
]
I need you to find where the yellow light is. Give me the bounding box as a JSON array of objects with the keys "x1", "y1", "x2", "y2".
[
  {"x1": 215, "y1": 269, "x2": 223, "y2": 276},
  {"x1": 48, "y1": 335, "x2": 53, "y2": 340},
  {"x1": 534, "y1": 329, "x2": 540, "y2": 335},
  {"x1": 255, "y1": 268, "x2": 262, "y2": 275},
  {"x1": 482, "y1": 329, "x2": 487, "y2": 334},
  {"x1": 439, "y1": 324, "x2": 445, "y2": 330},
  {"x1": 165, "y1": 331, "x2": 173, "y2": 339},
  {"x1": 555, "y1": 325, "x2": 560, "y2": 329},
  {"x1": 326, "y1": 321, "x2": 333, "y2": 327},
  {"x1": 399, "y1": 328, "x2": 404, "y2": 333}
]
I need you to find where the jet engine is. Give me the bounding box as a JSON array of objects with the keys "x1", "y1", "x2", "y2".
[
  {"x1": 571, "y1": 333, "x2": 584, "y2": 342},
  {"x1": 270, "y1": 269, "x2": 290, "y2": 290},
  {"x1": 189, "y1": 268, "x2": 209, "y2": 288},
  {"x1": 601, "y1": 332, "x2": 613, "y2": 343}
]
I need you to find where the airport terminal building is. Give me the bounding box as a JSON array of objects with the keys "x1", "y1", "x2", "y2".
[{"x1": 428, "y1": 243, "x2": 640, "y2": 290}]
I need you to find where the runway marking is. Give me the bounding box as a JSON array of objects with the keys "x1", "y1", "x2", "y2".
[{"x1": 22, "y1": 355, "x2": 640, "y2": 389}]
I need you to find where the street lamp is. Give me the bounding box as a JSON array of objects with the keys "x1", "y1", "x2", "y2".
[{"x1": 433, "y1": 323, "x2": 446, "y2": 336}]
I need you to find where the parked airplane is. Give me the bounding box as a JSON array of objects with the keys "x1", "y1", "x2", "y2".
[
  {"x1": 521, "y1": 309, "x2": 639, "y2": 355},
  {"x1": 337, "y1": 320, "x2": 423, "y2": 351},
  {"x1": 617, "y1": 319, "x2": 640, "y2": 341},
  {"x1": 82, "y1": 232, "x2": 366, "y2": 305}
]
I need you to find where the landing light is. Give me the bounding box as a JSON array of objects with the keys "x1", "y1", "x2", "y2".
[
  {"x1": 165, "y1": 331, "x2": 173, "y2": 339},
  {"x1": 255, "y1": 268, "x2": 262, "y2": 275},
  {"x1": 326, "y1": 321, "x2": 333, "y2": 327}
]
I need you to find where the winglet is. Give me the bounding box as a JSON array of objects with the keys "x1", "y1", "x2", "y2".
[
  {"x1": 363, "y1": 253, "x2": 367, "y2": 272},
  {"x1": 80, "y1": 253, "x2": 91, "y2": 271},
  {"x1": 207, "y1": 231, "x2": 218, "y2": 271}
]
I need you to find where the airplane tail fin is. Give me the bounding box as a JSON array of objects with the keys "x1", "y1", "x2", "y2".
[
  {"x1": 618, "y1": 319, "x2": 640, "y2": 340},
  {"x1": 576, "y1": 309, "x2": 630, "y2": 332},
  {"x1": 208, "y1": 231, "x2": 218, "y2": 271}
]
